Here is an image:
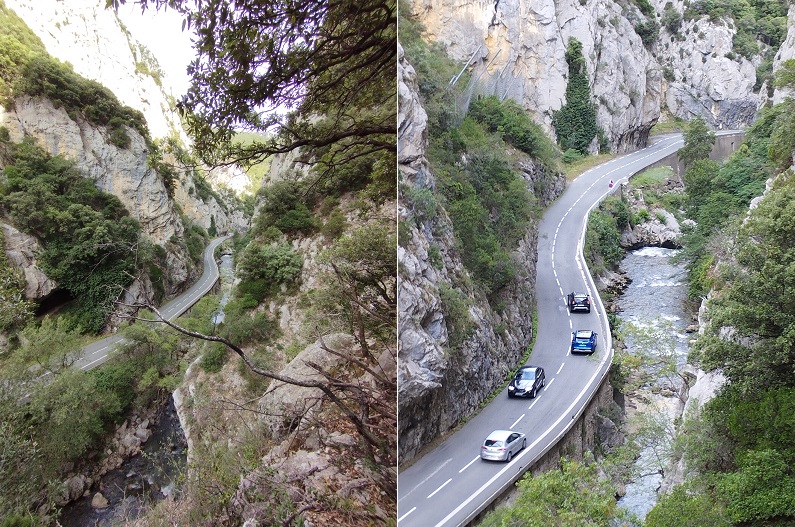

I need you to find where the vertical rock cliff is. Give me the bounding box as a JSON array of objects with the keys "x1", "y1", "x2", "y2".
[
  {"x1": 408, "y1": 0, "x2": 768, "y2": 152},
  {"x1": 398, "y1": 44, "x2": 565, "y2": 461}
]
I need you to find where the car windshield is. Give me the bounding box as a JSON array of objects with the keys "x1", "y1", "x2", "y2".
[
  {"x1": 485, "y1": 439, "x2": 503, "y2": 447},
  {"x1": 574, "y1": 295, "x2": 587, "y2": 301},
  {"x1": 517, "y1": 370, "x2": 536, "y2": 380},
  {"x1": 575, "y1": 330, "x2": 592, "y2": 338}
]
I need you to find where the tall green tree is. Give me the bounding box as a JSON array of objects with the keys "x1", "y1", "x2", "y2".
[
  {"x1": 678, "y1": 117, "x2": 715, "y2": 168},
  {"x1": 552, "y1": 38, "x2": 601, "y2": 155}
]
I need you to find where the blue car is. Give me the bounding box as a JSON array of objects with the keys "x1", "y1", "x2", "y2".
[{"x1": 571, "y1": 329, "x2": 597, "y2": 354}]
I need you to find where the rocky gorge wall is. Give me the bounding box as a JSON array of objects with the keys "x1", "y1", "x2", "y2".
[
  {"x1": 0, "y1": 1, "x2": 249, "y2": 325},
  {"x1": 398, "y1": 44, "x2": 565, "y2": 462},
  {"x1": 407, "y1": 0, "x2": 778, "y2": 153}
]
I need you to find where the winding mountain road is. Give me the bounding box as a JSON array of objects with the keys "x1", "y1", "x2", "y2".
[
  {"x1": 397, "y1": 132, "x2": 742, "y2": 527},
  {"x1": 74, "y1": 235, "x2": 231, "y2": 371}
]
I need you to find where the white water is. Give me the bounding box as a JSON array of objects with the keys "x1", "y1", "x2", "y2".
[{"x1": 615, "y1": 247, "x2": 690, "y2": 520}]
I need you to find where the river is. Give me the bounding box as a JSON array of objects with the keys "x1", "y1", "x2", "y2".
[
  {"x1": 59, "y1": 397, "x2": 187, "y2": 527},
  {"x1": 59, "y1": 251, "x2": 236, "y2": 525},
  {"x1": 614, "y1": 246, "x2": 691, "y2": 520}
]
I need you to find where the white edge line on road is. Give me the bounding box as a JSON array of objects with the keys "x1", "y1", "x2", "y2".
[
  {"x1": 427, "y1": 479, "x2": 452, "y2": 499},
  {"x1": 510, "y1": 414, "x2": 525, "y2": 429},
  {"x1": 459, "y1": 456, "x2": 480, "y2": 474},
  {"x1": 433, "y1": 345, "x2": 610, "y2": 527},
  {"x1": 398, "y1": 507, "x2": 417, "y2": 523},
  {"x1": 80, "y1": 354, "x2": 107, "y2": 370}
]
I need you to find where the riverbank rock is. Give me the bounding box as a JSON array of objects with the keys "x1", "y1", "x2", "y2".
[
  {"x1": 91, "y1": 492, "x2": 109, "y2": 509},
  {"x1": 621, "y1": 209, "x2": 683, "y2": 249},
  {"x1": 57, "y1": 474, "x2": 91, "y2": 506}
]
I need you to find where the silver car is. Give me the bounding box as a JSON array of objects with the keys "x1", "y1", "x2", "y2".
[{"x1": 480, "y1": 430, "x2": 527, "y2": 462}]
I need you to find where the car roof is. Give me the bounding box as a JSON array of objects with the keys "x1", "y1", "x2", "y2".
[
  {"x1": 575, "y1": 329, "x2": 594, "y2": 338},
  {"x1": 485, "y1": 430, "x2": 514, "y2": 441},
  {"x1": 572, "y1": 292, "x2": 588, "y2": 297}
]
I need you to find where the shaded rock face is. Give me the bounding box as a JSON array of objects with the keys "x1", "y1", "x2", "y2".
[
  {"x1": 0, "y1": 222, "x2": 56, "y2": 301},
  {"x1": 397, "y1": 45, "x2": 565, "y2": 462}
]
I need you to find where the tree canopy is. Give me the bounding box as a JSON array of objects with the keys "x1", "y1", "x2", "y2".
[{"x1": 107, "y1": 0, "x2": 396, "y2": 185}]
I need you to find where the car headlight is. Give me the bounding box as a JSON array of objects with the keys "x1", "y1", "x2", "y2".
[{"x1": 508, "y1": 386, "x2": 515, "y2": 391}]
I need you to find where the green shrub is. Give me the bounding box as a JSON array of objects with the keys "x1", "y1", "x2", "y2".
[
  {"x1": 584, "y1": 208, "x2": 624, "y2": 273},
  {"x1": 398, "y1": 219, "x2": 411, "y2": 247},
  {"x1": 318, "y1": 195, "x2": 340, "y2": 216},
  {"x1": 200, "y1": 345, "x2": 227, "y2": 373},
  {"x1": 469, "y1": 95, "x2": 558, "y2": 170},
  {"x1": 274, "y1": 203, "x2": 317, "y2": 234},
  {"x1": 634, "y1": 208, "x2": 651, "y2": 223},
  {"x1": 563, "y1": 148, "x2": 584, "y2": 164},
  {"x1": 91, "y1": 361, "x2": 137, "y2": 415},
  {"x1": 438, "y1": 283, "x2": 473, "y2": 350},
  {"x1": 238, "y1": 242, "x2": 303, "y2": 296},
  {"x1": 662, "y1": 4, "x2": 683, "y2": 32},
  {"x1": 403, "y1": 185, "x2": 438, "y2": 224},
  {"x1": 321, "y1": 208, "x2": 347, "y2": 239},
  {"x1": 428, "y1": 245, "x2": 443, "y2": 269},
  {"x1": 236, "y1": 279, "x2": 269, "y2": 304},
  {"x1": 635, "y1": 0, "x2": 656, "y2": 17},
  {"x1": 636, "y1": 19, "x2": 661, "y2": 46}
]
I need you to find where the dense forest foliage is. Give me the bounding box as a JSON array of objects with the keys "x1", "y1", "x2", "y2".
[{"x1": 0, "y1": 137, "x2": 149, "y2": 333}]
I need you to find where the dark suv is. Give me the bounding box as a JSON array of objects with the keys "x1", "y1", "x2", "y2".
[
  {"x1": 567, "y1": 292, "x2": 591, "y2": 313},
  {"x1": 571, "y1": 329, "x2": 598, "y2": 354},
  {"x1": 507, "y1": 366, "x2": 546, "y2": 398}
]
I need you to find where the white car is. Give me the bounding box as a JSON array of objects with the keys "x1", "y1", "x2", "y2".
[{"x1": 480, "y1": 430, "x2": 527, "y2": 462}]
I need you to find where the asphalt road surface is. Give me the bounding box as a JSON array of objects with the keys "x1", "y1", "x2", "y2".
[
  {"x1": 73, "y1": 235, "x2": 231, "y2": 371},
  {"x1": 397, "y1": 132, "x2": 741, "y2": 527}
]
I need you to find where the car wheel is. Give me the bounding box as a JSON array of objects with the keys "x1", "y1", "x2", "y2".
[
  {"x1": 530, "y1": 387, "x2": 536, "y2": 398},
  {"x1": 506, "y1": 451, "x2": 512, "y2": 462},
  {"x1": 508, "y1": 392, "x2": 513, "y2": 398},
  {"x1": 587, "y1": 307, "x2": 591, "y2": 313},
  {"x1": 521, "y1": 438, "x2": 526, "y2": 450}
]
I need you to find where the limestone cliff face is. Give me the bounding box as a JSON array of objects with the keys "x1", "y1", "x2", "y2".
[
  {"x1": 410, "y1": 0, "x2": 660, "y2": 152},
  {"x1": 0, "y1": 1, "x2": 250, "y2": 318},
  {"x1": 398, "y1": 44, "x2": 565, "y2": 461},
  {"x1": 410, "y1": 0, "x2": 765, "y2": 152},
  {"x1": 2, "y1": 96, "x2": 183, "y2": 246},
  {"x1": 770, "y1": 6, "x2": 795, "y2": 104},
  {"x1": 655, "y1": 0, "x2": 758, "y2": 129},
  {"x1": 5, "y1": 0, "x2": 185, "y2": 142}
]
